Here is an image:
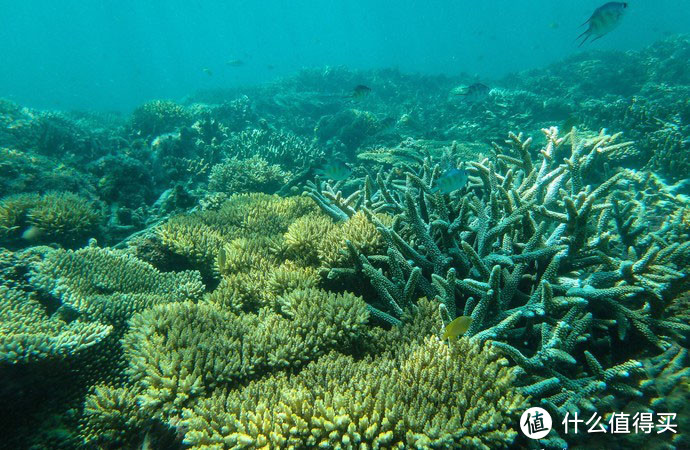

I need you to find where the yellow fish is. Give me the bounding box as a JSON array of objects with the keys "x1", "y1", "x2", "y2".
[{"x1": 442, "y1": 315, "x2": 473, "y2": 340}]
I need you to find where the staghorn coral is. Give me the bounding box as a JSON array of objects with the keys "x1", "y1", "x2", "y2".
[
  {"x1": 180, "y1": 336, "x2": 526, "y2": 449},
  {"x1": 122, "y1": 288, "x2": 369, "y2": 423},
  {"x1": 208, "y1": 155, "x2": 291, "y2": 195},
  {"x1": 310, "y1": 126, "x2": 690, "y2": 447},
  {"x1": 31, "y1": 244, "x2": 204, "y2": 328}
]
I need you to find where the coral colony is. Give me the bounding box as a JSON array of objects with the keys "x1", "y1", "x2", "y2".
[{"x1": 1, "y1": 36, "x2": 690, "y2": 449}]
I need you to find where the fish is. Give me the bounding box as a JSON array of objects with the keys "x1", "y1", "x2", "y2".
[
  {"x1": 21, "y1": 225, "x2": 44, "y2": 242},
  {"x1": 316, "y1": 163, "x2": 352, "y2": 181},
  {"x1": 577, "y1": 2, "x2": 628, "y2": 47},
  {"x1": 561, "y1": 116, "x2": 580, "y2": 134},
  {"x1": 226, "y1": 59, "x2": 245, "y2": 67},
  {"x1": 451, "y1": 83, "x2": 491, "y2": 103},
  {"x1": 202, "y1": 68, "x2": 213, "y2": 76},
  {"x1": 442, "y1": 315, "x2": 473, "y2": 340},
  {"x1": 349, "y1": 84, "x2": 371, "y2": 99},
  {"x1": 432, "y1": 168, "x2": 469, "y2": 194}
]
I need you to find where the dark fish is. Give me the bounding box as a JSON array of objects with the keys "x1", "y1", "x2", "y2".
[
  {"x1": 561, "y1": 116, "x2": 580, "y2": 134},
  {"x1": 432, "y1": 168, "x2": 469, "y2": 194},
  {"x1": 350, "y1": 84, "x2": 371, "y2": 99},
  {"x1": 577, "y1": 2, "x2": 628, "y2": 47},
  {"x1": 452, "y1": 83, "x2": 491, "y2": 103},
  {"x1": 226, "y1": 59, "x2": 245, "y2": 67},
  {"x1": 317, "y1": 163, "x2": 352, "y2": 181}
]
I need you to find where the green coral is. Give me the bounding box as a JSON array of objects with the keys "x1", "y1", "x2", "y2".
[
  {"x1": 0, "y1": 284, "x2": 111, "y2": 364},
  {"x1": 310, "y1": 127, "x2": 690, "y2": 447},
  {"x1": 130, "y1": 99, "x2": 190, "y2": 138}
]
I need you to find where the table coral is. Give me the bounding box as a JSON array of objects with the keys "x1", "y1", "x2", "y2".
[{"x1": 31, "y1": 244, "x2": 204, "y2": 328}]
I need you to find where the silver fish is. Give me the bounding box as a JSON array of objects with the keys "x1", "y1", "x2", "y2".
[
  {"x1": 577, "y1": 2, "x2": 628, "y2": 47},
  {"x1": 432, "y1": 168, "x2": 469, "y2": 194}
]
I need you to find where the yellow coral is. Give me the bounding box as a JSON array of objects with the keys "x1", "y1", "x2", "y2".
[
  {"x1": 157, "y1": 217, "x2": 227, "y2": 278},
  {"x1": 217, "y1": 236, "x2": 277, "y2": 276},
  {"x1": 80, "y1": 384, "x2": 147, "y2": 448},
  {"x1": 180, "y1": 336, "x2": 526, "y2": 449},
  {"x1": 123, "y1": 289, "x2": 369, "y2": 423},
  {"x1": 318, "y1": 211, "x2": 391, "y2": 268},
  {"x1": 32, "y1": 245, "x2": 204, "y2": 327},
  {"x1": 0, "y1": 284, "x2": 112, "y2": 364},
  {"x1": 283, "y1": 212, "x2": 336, "y2": 266},
  {"x1": 0, "y1": 193, "x2": 37, "y2": 239}
]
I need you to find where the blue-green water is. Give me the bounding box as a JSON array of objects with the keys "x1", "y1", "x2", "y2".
[{"x1": 0, "y1": 0, "x2": 688, "y2": 111}]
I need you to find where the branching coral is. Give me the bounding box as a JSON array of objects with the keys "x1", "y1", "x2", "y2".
[
  {"x1": 180, "y1": 336, "x2": 526, "y2": 449},
  {"x1": 219, "y1": 127, "x2": 323, "y2": 170},
  {"x1": 130, "y1": 100, "x2": 191, "y2": 138}
]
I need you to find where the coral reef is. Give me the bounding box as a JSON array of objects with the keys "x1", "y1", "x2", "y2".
[
  {"x1": 121, "y1": 289, "x2": 369, "y2": 424},
  {"x1": 130, "y1": 100, "x2": 191, "y2": 139},
  {"x1": 2, "y1": 35, "x2": 690, "y2": 449},
  {"x1": 208, "y1": 155, "x2": 291, "y2": 195}
]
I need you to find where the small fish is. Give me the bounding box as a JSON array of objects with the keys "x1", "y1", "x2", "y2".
[
  {"x1": 577, "y1": 2, "x2": 628, "y2": 47},
  {"x1": 451, "y1": 83, "x2": 491, "y2": 103},
  {"x1": 226, "y1": 59, "x2": 245, "y2": 67},
  {"x1": 202, "y1": 68, "x2": 213, "y2": 76},
  {"x1": 442, "y1": 315, "x2": 473, "y2": 340},
  {"x1": 432, "y1": 168, "x2": 469, "y2": 194},
  {"x1": 348, "y1": 84, "x2": 371, "y2": 99},
  {"x1": 316, "y1": 163, "x2": 352, "y2": 181},
  {"x1": 21, "y1": 225, "x2": 44, "y2": 242},
  {"x1": 561, "y1": 116, "x2": 580, "y2": 134}
]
